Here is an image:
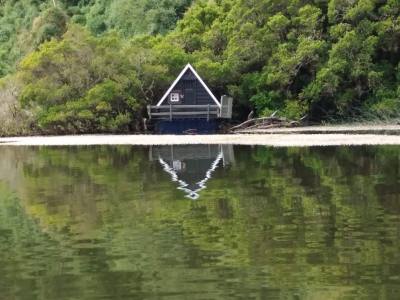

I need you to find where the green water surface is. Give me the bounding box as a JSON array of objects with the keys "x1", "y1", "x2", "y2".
[{"x1": 0, "y1": 145, "x2": 399, "y2": 299}]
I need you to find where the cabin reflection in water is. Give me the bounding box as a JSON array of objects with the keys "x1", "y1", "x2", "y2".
[{"x1": 150, "y1": 145, "x2": 235, "y2": 199}]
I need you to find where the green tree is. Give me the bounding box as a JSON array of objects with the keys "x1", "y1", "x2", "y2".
[{"x1": 17, "y1": 25, "x2": 156, "y2": 133}]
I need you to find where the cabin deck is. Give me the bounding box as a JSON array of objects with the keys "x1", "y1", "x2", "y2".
[{"x1": 147, "y1": 104, "x2": 220, "y2": 120}]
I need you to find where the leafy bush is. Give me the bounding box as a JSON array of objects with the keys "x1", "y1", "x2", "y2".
[
  {"x1": 282, "y1": 100, "x2": 308, "y2": 120},
  {"x1": 17, "y1": 25, "x2": 168, "y2": 134}
]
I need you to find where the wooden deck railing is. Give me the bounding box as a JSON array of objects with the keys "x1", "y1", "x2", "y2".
[{"x1": 147, "y1": 104, "x2": 220, "y2": 121}]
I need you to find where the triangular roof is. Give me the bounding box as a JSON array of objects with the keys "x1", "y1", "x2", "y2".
[{"x1": 157, "y1": 64, "x2": 220, "y2": 107}]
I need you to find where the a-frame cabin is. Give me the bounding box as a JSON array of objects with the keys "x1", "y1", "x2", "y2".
[
  {"x1": 147, "y1": 64, "x2": 232, "y2": 134},
  {"x1": 157, "y1": 63, "x2": 220, "y2": 107}
]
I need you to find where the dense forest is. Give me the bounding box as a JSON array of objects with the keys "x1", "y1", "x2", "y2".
[{"x1": 0, "y1": 0, "x2": 399, "y2": 135}]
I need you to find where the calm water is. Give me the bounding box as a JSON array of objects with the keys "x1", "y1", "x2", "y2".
[{"x1": 0, "y1": 145, "x2": 399, "y2": 299}]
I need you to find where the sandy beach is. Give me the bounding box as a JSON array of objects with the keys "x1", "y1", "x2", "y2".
[
  {"x1": 1, "y1": 132, "x2": 400, "y2": 147},
  {"x1": 236, "y1": 124, "x2": 400, "y2": 134},
  {"x1": 0, "y1": 125, "x2": 399, "y2": 147}
]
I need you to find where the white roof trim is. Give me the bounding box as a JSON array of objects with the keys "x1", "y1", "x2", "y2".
[{"x1": 157, "y1": 64, "x2": 220, "y2": 107}]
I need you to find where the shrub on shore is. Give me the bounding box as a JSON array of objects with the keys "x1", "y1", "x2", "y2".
[
  {"x1": 16, "y1": 25, "x2": 169, "y2": 134},
  {"x1": 0, "y1": 77, "x2": 32, "y2": 136}
]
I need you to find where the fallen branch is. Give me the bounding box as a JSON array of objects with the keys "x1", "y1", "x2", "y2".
[
  {"x1": 230, "y1": 116, "x2": 282, "y2": 131},
  {"x1": 230, "y1": 113, "x2": 307, "y2": 133}
]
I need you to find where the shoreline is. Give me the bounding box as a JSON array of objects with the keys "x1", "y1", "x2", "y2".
[
  {"x1": 1, "y1": 125, "x2": 400, "y2": 147},
  {"x1": 1, "y1": 132, "x2": 400, "y2": 146},
  {"x1": 236, "y1": 124, "x2": 400, "y2": 134}
]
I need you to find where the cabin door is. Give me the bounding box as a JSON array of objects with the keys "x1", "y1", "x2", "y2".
[{"x1": 184, "y1": 80, "x2": 196, "y2": 105}]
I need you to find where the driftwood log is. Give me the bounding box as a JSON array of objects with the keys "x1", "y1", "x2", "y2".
[{"x1": 230, "y1": 112, "x2": 306, "y2": 133}]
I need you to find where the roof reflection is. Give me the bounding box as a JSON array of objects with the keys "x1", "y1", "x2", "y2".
[{"x1": 150, "y1": 145, "x2": 235, "y2": 199}]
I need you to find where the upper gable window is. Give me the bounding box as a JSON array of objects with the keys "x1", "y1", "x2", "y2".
[{"x1": 170, "y1": 92, "x2": 180, "y2": 103}]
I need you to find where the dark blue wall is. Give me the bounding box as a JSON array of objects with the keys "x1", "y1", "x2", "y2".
[
  {"x1": 155, "y1": 119, "x2": 219, "y2": 134},
  {"x1": 170, "y1": 69, "x2": 215, "y2": 106}
]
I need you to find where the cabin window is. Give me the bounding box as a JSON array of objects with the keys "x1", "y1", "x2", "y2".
[
  {"x1": 173, "y1": 160, "x2": 185, "y2": 171},
  {"x1": 170, "y1": 92, "x2": 180, "y2": 103}
]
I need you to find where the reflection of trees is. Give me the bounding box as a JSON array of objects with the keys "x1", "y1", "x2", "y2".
[
  {"x1": 175, "y1": 146, "x2": 400, "y2": 298},
  {"x1": 0, "y1": 145, "x2": 399, "y2": 299}
]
